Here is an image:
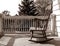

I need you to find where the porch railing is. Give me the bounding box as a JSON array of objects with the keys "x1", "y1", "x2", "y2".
[{"x1": 2, "y1": 16, "x2": 51, "y2": 34}]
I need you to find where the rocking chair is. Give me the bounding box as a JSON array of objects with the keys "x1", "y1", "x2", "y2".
[{"x1": 29, "y1": 16, "x2": 53, "y2": 43}]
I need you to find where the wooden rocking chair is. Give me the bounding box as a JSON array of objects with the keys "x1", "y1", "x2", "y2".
[{"x1": 29, "y1": 16, "x2": 53, "y2": 43}]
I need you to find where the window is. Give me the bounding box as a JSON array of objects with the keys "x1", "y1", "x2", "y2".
[
  {"x1": 53, "y1": 0, "x2": 60, "y2": 36},
  {"x1": 53, "y1": 0, "x2": 60, "y2": 15}
]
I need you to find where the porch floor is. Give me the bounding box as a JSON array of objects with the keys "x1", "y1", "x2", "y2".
[{"x1": 0, "y1": 34, "x2": 60, "y2": 46}]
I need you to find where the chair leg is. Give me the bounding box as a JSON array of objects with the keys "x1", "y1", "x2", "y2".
[{"x1": 30, "y1": 31, "x2": 33, "y2": 40}]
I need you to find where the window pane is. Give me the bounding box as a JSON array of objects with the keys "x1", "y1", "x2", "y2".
[
  {"x1": 56, "y1": 22, "x2": 60, "y2": 26},
  {"x1": 57, "y1": 27, "x2": 60, "y2": 32},
  {"x1": 56, "y1": 16, "x2": 60, "y2": 20},
  {"x1": 53, "y1": 10, "x2": 60, "y2": 15},
  {"x1": 53, "y1": 0, "x2": 58, "y2": 5},
  {"x1": 53, "y1": 5, "x2": 59, "y2": 10}
]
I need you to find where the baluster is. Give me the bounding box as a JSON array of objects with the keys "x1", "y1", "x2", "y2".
[
  {"x1": 6, "y1": 19, "x2": 7, "y2": 32},
  {"x1": 8, "y1": 19, "x2": 10, "y2": 31},
  {"x1": 8, "y1": 19, "x2": 9, "y2": 32},
  {"x1": 13, "y1": 19, "x2": 14, "y2": 33},
  {"x1": 20, "y1": 19, "x2": 21, "y2": 31},
  {"x1": 30, "y1": 19, "x2": 31, "y2": 27},
  {"x1": 27, "y1": 19, "x2": 28, "y2": 31},
  {"x1": 23, "y1": 19, "x2": 24, "y2": 32},
  {"x1": 25, "y1": 19, "x2": 28, "y2": 31},
  {"x1": 22, "y1": 19, "x2": 23, "y2": 32},
  {"x1": 19, "y1": 19, "x2": 20, "y2": 31},
  {"x1": 3, "y1": 19, "x2": 4, "y2": 32},
  {"x1": 10, "y1": 19, "x2": 11, "y2": 32},
  {"x1": 5, "y1": 19, "x2": 6, "y2": 32},
  {"x1": 9, "y1": 19, "x2": 10, "y2": 32},
  {"x1": 31, "y1": 19, "x2": 32, "y2": 27},
  {"x1": 12, "y1": 19, "x2": 13, "y2": 32},
  {"x1": 21, "y1": 19, "x2": 22, "y2": 32},
  {"x1": 24, "y1": 19, "x2": 26, "y2": 31}
]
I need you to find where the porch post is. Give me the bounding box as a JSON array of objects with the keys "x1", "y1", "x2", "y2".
[
  {"x1": 0, "y1": 14, "x2": 4, "y2": 37},
  {"x1": 51, "y1": 15, "x2": 57, "y2": 36}
]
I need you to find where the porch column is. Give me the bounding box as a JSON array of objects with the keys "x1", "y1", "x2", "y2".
[
  {"x1": 0, "y1": 14, "x2": 4, "y2": 37},
  {"x1": 51, "y1": 15, "x2": 57, "y2": 36}
]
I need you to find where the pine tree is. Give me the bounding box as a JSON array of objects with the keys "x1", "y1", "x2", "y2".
[{"x1": 18, "y1": 0, "x2": 38, "y2": 16}]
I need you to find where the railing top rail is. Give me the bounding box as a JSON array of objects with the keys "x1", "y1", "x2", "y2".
[{"x1": 3, "y1": 16, "x2": 49, "y2": 19}]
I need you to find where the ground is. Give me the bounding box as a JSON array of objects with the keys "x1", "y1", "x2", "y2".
[{"x1": 0, "y1": 34, "x2": 60, "y2": 46}]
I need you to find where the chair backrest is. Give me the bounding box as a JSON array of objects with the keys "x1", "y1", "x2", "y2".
[{"x1": 34, "y1": 15, "x2": 50, "y2": 31}]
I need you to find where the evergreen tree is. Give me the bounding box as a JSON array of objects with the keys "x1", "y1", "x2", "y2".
[{"x1": 18, "y1": 0, "x2": 38, "y2": 16}]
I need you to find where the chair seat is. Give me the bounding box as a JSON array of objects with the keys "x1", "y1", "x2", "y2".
[{"x1": 30, "y1": 27, "x2": 46, "y2": 31}]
